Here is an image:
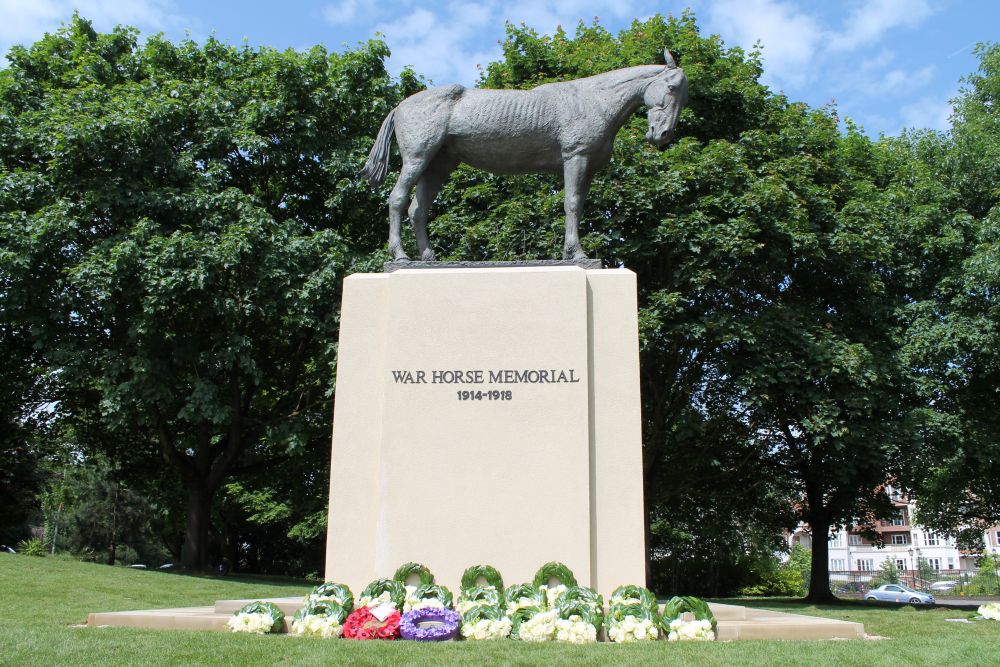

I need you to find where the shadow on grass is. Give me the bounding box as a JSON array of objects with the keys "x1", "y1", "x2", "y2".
[{"x1": 158, "y1": 568, "x2": 317, "y2": 588}]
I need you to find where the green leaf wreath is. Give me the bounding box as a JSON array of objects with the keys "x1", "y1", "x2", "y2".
[
  {"x1": 661, "y1": 595, "x2": 717, "y2": 632},
  {"x1": 532, "y1": 561, "x2": 578, "y2": 588},
  {"x1": 504, "y1": 583, "x2": 545, "y2": 609},
  {"x1": 359, "y1": 578, "x2": 406, "y2": 609},
  {"x1": 603, "y1": 602, "x2": 660, "y2": 635},
  {"x1": 293, "y1": 599, "x2": 348, "y2": 624},
  {"x1": 461, "y1": 564, "x2": 504, "y2": 591},
  {"x1": 609, "y1": 584, "x2": 657, "y2": 613},
  {"x1": 308, "y1": 582, "x2": 354, "y2": 612},
  {"x1": 235, "y1": 600, "x2": 285, "y2": 633},
  {"x1": 411, "y1": 583, "x2": 454, "y2": 608},
  {"x1": 393, "y1": 562, "x2": 435, "y2": 587}
]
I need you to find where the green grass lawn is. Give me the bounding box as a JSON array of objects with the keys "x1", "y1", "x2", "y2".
[{"x1": 1, "y1": 553, "x2": 996, "y2": 666}]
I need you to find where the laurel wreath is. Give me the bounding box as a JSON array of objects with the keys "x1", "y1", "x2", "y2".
[
  {"x1": 308, "y1": 582, "x2": 354, "y2": 612},
  {"x1": 461, "y1": 564, "x2": 504, "y2": 591},
  {"x1": 293, "y1": 599, "x2": 348, "y2": 624},
  {"x1": 661, "y1": 595, "x2": 717, "y2": 632},
  {"x1": 609, "y1": 584, "x2": 658, "y2": 613},
  {"x1": 393, "y1": 562, "x2": 435, "y2": 587},
  {"x1": 504, "y1": 583, "x2": 545, "y2": 609},
  {"x1": 359, "y1": 577, "x2": 407, "y2": 609},
  {"x1": 532, "y1": 561, "x2": 578, "y2": 588},
  {"x1": 603, "y1": 602, "x2": 660, "y2": 635},
  {"x1": 234, "y1": 600, "x2": 285, "y2": 632},
  {"x1": 411, "y1": 583, "x2": 454, "y2": 608}
]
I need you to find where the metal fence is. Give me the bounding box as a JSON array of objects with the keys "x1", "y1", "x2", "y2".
[{"x1": 829, "y1": 568, "x2": 1000, "y2": 596}]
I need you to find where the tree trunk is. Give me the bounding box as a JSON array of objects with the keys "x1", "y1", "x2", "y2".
[
  {"x1": 108, "y1": 481, "x2": 119, "y2": 566},
  {"x1": 181, "y1": 484, "x2": 213, "y2": 570},
  {"x1": 805, "y1": 513, "x2": 836, "y2": 603}
]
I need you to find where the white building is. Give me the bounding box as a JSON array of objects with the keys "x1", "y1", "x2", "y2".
[{"x1": 789, "y1": 487, "x2": 1000, "y2": 576}]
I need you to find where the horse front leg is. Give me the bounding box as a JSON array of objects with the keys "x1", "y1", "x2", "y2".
[{"x1": 562, "y1": 156, "x2": 592, "y2": 260}]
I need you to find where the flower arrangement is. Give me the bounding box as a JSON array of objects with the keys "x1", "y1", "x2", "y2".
[
  {"x1": 461, "y1": 564, "x2": 504, "y2": 591},
  {"x1": 394, "y1": 562, "x2": 435, "y2": 587},
  {"x1": 404, "y1": 583, "x2": 454, "y2": 612},
  {"x1": 456, "y1": 585, "x2": 501, "y2": 614},
  {"x1": 400, "y1": 607, "x2": 461, "y2": 641},
  {"x1": 306, "y1": 582, "x2": 354, "y2": 612},
  {"x1": 343, "y1": 606, "x2": 402, "y2": 640},
  {"x1": 291, "y1": 599, "x2": 348, "y2": 639},
  {"x1": 516, "y1": 608, "x2": 560, "y2": 642},
  {"x1": 504, "y1": 583, "x2": 546, "y2": 615},
  {"x1": 605, "y1": 603, "x2": 660, "y2": 643},
  {"x1": 539, "y1": 583, "x2": 568, "y2": 609},
  {"x1": 227, "y1": 601, "x2": 284, "y2": 634},
  {"x1": 460, "y1": 604, "x2": 512, "y2": 640},
  {"x1": 609, "y1": 584, "x2": 658, "y2": 613},
  {"x1": 666, "y1": 617, "x2": 715, "y2": 641},
  {"x1": 358, "y1": 578, "x2": 406, "y2": 610},
  {"x1": 662, "y1": 596, "x2": 717, "y2": 641},
  {"x1": 554, "y1": 614, "x2": 598, "y2": 643},
  {"x1": 978, "y1": 602, "x2": 1000, "y2": 621}
]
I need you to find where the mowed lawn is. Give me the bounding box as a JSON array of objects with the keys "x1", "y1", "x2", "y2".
[{"x1": 1, "y1": 554, "x2": 996, "y2": 666}]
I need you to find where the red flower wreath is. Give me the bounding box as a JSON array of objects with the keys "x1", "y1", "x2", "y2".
[{"x1": 343, "y1": 606, "x2": 401, "y2": 640}]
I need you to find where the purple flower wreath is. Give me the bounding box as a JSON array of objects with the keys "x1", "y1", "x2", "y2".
[{"x1": 400, "y1": 607, "x2": 461, "y2": 641}]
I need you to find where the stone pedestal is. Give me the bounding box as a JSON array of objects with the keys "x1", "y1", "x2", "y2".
[{"x1": 324, "y1": 266, "x2": 646, "y2": 596}]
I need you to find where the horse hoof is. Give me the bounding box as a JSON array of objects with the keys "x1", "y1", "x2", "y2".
[
  {"x1": 420, "y1": 250, "x2": 437, "y2": 261},
  {"x1": 393, "y1": 255, "x2": 411, "y2": 262}
]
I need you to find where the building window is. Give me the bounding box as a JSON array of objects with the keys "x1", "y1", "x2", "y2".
[
  {"x1": 925, "y1": 532, "x2": 939, "y2": 546},
  {"x1": 891, "y1": 509, "x2": 906, "y2": 526},
  {"x1": 995, "y1": 530, "x2": 1000, "y2": 546},
  {"x1": 929, "y1": 558, "x2": 941, "y2": 570},
  {"x1": 857, "y1": 559, "x2": 874, "y2": 572},
  {"x1": 829, "y1": 534, "x2": 842, "y2": 548},
  {"x1": 896, "y1": 559, "x2": 906, "y2": 571},
  {"x1": 891, "y1": 534, "x2": 908, "y2": 545},
  {"x1": 947, "y1": 558, "x2": 954, "y2": 570},
  {"x1": 849, "y1": 534, "x2": 862, "y2": 546},
  {"x1": 831, "y1": 558, "x2": 845, "y2": 571}
]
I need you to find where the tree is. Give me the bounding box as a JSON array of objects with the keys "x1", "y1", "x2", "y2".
[
  {"x1": 426, "y1": 14, "x2": 910, "y2": 600},
  {"x1": 0, "y1": 15, "x2": 419, "y2": 568},
  {"x1": 898, "y1": 44, "x2": 1000, "y2": 537}
]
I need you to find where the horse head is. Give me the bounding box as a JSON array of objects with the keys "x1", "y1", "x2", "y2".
[{"x1": 643, "y1": 49, "x2": 688, "y2": 149}]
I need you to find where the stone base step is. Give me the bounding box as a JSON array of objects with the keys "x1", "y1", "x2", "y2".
[{"x1": 89, "y1": 597, "x2": 863, "y2": 641}]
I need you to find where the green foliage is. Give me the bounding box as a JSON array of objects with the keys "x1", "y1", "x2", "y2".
[
  {"x1": 393, "y1": 562, "x2": 435, "y2": 586},
  {"x1": 872, "y1": 559, "x2": 901, "y2": 587},
  {"x1": 532, "y1": 561, "x2": 577, "y2": 588},
  {"x1": 16, "y1": 537, "x2": 46, "y2": 557},
  {"x1": 0, "y1": 15, "x2": 413, "y2": 568},
  {"x1": 966, "y1": 553, "x2": 1000, "y2": 596},
  {"x1": 461, "y1": 564, "x2": 504, "y2": 591},
  {"x1": 741, "y1": 545, "x2": 810, "y2": 597}
]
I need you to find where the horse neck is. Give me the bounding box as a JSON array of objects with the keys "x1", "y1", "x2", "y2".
[{"x1": 586, "y1": 65, "x2": 661, "y2": 126}]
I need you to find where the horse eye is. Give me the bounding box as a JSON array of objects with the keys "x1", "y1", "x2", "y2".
[{"x1": 668, "y1": 84, "x2": 676, "y2": 92}]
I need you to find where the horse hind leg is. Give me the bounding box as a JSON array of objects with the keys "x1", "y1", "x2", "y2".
[
  {"x1": 408, "y1": 152, "x2": 458, "y2": 261},
  {"x1": 387, "y1": 162, "x2": 427, "y2": 261}
]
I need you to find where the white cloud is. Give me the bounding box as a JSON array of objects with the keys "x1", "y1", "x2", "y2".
[
  {"x1": 703, "y1": 0, "x2": 823, "y2": 88},
  {"x1": 829, "y1": 0, "x2": 934, "y2": 52},
  {"x1": 899, "y1": 93, "x2": 953, "y2": 132},
  {"x1": 0, "y1": 0, "x2": 183, "y2": 58},
  {"x1": 322, "y1": 0, "x2": 379, "y2": 26}
]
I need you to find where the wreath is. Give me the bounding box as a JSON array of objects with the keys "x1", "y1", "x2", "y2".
[
  {"x1": 393, "y1": 562, "x2": 435, "y2": 587},
  {"x1": 400, "y1": 607, "x2": 460, "y2": 641},
  {"x1": 604, "y1": 603, "x2": 661, "y2": 642},
  {"x1": 504, "y1": 583, "x2": 545, "y2": 611},
  {"x1": 661, "y1": 595, "x2": 717, "y2": 632},
  {"x1": 509, "y1": 605, "x2": 543, "y2": 640},
  {"x1": 293, "y1": 599, "x2": 348, "y2": 625},
  {"x1": 359, "y1": 578, "x2": 406, "y2": 609},
  {"x1": 532, "y1": 561, "x2": 577, "y2": 588},
  {"x1": 555, "y1": 586, "x2": 604, "y2": 615},
  {"x1": 609, "y1": 584, "x2": 657, "y2": 613},
  {"x1": 461, "y1": 564, "x2": 504, "y2": 591},
  {"x1": 409, "y1": 583, "x2": 454, "y2": 609},
  {"x1": 229, "y1": 600, "x2": 284, "y2": 634},
  {"x1": 457, "y1": 585, "x2": 501, "y2": 613},
  {"x1": 308, "y1": 582, "x2": 354, "y2": 612},
  {"x1": 343, "y1": 606, "x2": 402, "y2": 640}
]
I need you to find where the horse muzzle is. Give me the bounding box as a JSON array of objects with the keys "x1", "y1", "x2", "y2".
[{"x1": 646, "y1": 128, "x2": 675, "y2": 149}]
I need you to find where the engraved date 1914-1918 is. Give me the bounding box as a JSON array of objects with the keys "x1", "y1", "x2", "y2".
[{"x1": 457, "y1": 390, "x2": 513, "y2": 401}]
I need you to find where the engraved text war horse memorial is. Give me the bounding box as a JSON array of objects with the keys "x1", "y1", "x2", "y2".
[{"x1": 362, "y1": 49, "x2": 689, "y2": 261}]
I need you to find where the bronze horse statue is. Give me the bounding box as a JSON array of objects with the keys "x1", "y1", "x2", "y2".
[{"x1": 362, "y1": 49, "x2": 689, "y2": 261}]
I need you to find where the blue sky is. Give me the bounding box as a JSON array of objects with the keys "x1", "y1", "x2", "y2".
[{"x1": 0, "y1": 1, "x2": 996, "y2": 136}]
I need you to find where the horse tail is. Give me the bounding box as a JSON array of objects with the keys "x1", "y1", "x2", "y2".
[{"x1": 361, "y1": 107, "x2": 396, "y2": 187}]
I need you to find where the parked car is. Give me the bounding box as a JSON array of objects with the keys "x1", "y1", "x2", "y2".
[
  {"x1": 928, "y1": 580, "x2": 959, "y2": 593},
  {"x1": 865, "y1": 584, "x2": 935, "y2": 605}
]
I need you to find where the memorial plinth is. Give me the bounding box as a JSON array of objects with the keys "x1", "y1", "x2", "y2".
[{"x1": 324, "y1": 265, "x2": 646, "y2": 597}]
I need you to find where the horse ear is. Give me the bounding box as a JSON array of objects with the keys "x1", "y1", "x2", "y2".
[{"x1": 663, "y1": 48, "x2": 677, "y2": 68}]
